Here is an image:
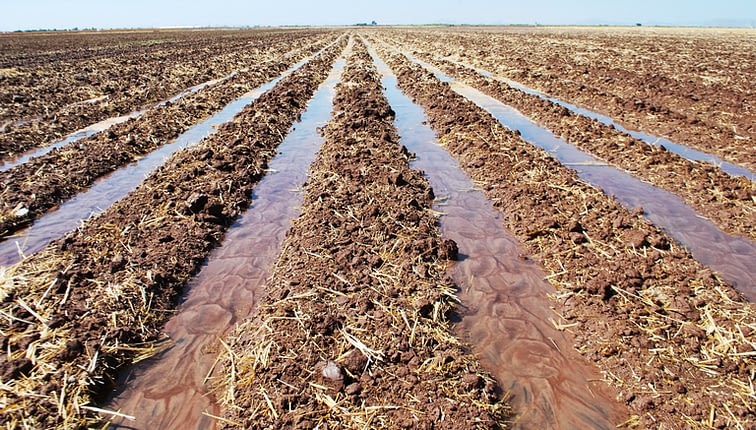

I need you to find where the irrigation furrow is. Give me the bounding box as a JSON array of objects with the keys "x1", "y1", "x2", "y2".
[
  {"x1": 367, "y1": 40, "x2": 627, "y2": 429},
  {"x1": 213, "y1": 39, "x2": 510, "y2": 429},
  {"x1": 458, "y1": 61, "x2": 755, "y2": 180},
  {"x1": 0, "y1": 31, "x2": 336, "y2": 159},
  {"x1": 0, "y1": 68, "x2": 241, "y2": 174},
  {"x1": 382, "y1": 42, "x2": 756, "y2": 298},
  {"x1": 0, "y1": 36, "x2": 337, "y2": 240},
  {"x1": 389, "y1": 29, "x2": 756, "y2": 171},
  {"x1": 372, "y1": 40, "x2": 756, "y2": 430},
  {"x1": 385, "y1": 47, "x2": 755, "y2": 243},
  {"x1": 0, "y1": 37, "x2": 344, "y2": 267},
  {"x1": 107, "y1": 38, "x2": 351, "y2": 430},
  {"x1": 0, "y1": 36, "x2": 346, "y2": 428}
]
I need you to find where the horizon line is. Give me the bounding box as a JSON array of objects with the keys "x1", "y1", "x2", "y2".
[{"x1": 4, "y1": 22, "x2": 756, "y2": 34}]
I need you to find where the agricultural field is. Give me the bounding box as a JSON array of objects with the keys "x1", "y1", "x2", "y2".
[{"x1": 0, "y1": 26, "x2": 754, "y2": 430}]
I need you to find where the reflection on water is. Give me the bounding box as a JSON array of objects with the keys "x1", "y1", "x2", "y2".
[
  {"x1": 107, "y1": 54, "x2": 346, "y2": 430},
  {"x1": 370, "y1": 44, "x2": 627, "y2": 430}
]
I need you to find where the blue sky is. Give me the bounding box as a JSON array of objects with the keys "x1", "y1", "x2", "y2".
[{"x1": 2, "y1": 0, "x2": 755, "y2": 31}]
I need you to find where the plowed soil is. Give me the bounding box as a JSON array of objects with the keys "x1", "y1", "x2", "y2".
[
  {"x1": 215, "y1": 39, "x2": 509, "y2": 430},
  {"x1": 372, "y1": 39, "x2": 755, "y2": 429},
  {"x1": 0, "y1": 29, "x2": 335, "y2": 158},
  {"x1": 391, "y1": 46, "x2": 755, "y2": 242},
  {"x1": 0, "y1": 35, "x2": 334, "y2": 239},
  {"x1": 0, "y1": 37, "x2": 345, "y2": 428},
  {"x1": 386, "y1": 27, "x2": 756, "y2": 171},
  {"x1": 1, "y1": 27, "x2": 754, "y2": 430}
]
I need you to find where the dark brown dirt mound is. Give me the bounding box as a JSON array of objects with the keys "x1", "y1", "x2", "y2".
[
  {"x1": 0, "y1": 39, "x2": 345, "y2": 428},
  {"x1": 215, "y1": 40, "x2": 510, "y2": 429},
  {"x1": 374, "y1": 41, "x2": 755, "y2": 430}
]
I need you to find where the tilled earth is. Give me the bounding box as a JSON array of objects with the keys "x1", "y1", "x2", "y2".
[
  {"x1": 392, "y1": 46, "x2": 755, "y2": 242},
  {"x1": 0, "y1": 29, "x2": 335, "y2": 158},
  {"x1": 0, "y1": 35, "x2": 335, "y2": 239},
  {"x1": 0, "y1": 37, "x2": 345, "y2": 428},
  {"x1": 0, "y1": 28, "x2": 754, "y2": 430},
  {"x1": 215, "y1": 40, "x2": 509, "y2": 429},
  {"x1": 372, "y1": 40, "x2": 755, "y2": 429},
  {"x1": 385, "y1": 27, "x2": 756, "y2": 171}
]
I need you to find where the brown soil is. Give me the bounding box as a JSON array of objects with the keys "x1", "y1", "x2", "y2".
[
  {"x1": 0, "y1": 29, "x2": 336, "y2": 158},
  {"x1": 0, "y1": 39, "x2": 345, "y2": 428},
  {"x1": 373, "y1": 40, "x2": 756, "y2": 429},
  {"x1": 383, "y1": 27, "x2": 756, "y2": 172},
  {"x1": 0, "y1": 37, "x2": 334, "y2": 239},
  {"x1": 1, "y1": 27, "x2": 754, "y2": 430},
  {"x1": 215, "y1": 39, "x2": 510, "y2": 429},
  {"x1": 398, "y1": 47, "x2": 756, "y2": 242}
]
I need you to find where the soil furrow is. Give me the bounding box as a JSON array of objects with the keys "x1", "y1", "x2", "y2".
[
  {"x1": 389, "y1": 28, "x2": 756, "y2": 171},
  {"x1": 0, "y1": 29, "x2": 297, "y2": 68},
  {"x1": 399, "y1": 48, "x2": 756, "y2": 242},
  {"x1": 385, "y1": 42, "x2": 756, "y2": 298},
  {"x1": 0, "y1": 38, "x2": 332, "y2": 240},
  {"x1": 0, "y1": 38, "x2": 345, "y2": 266},
  {"x1": 108, "y1": 41, "x2": 350, "y2": 430},
  {"x1": 368, "y1": 41, "x2": 627, "y2": 429},
  {"x1": 0, "y1": 30, "x2": 336, "y2": 158},
  {"x1": 0, "y1": 37, "x2": 346, "y2": 428},
  {"x1": 0, "y1": 65, "x2": 250, "y2": 174},
  {"x1": 445, "y1": 59, "x2": 755, "y2": 181},
  {"x1": 214, "y1": 39, "x2": 510, "y2": 429},
  {"x1": 373, "y1": 40, "x2": 756, "y2": 430}
]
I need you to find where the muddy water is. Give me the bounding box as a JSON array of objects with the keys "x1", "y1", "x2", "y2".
[
  {"x1": 0, "y1": 53, "x2": 330, "y2": 267},
  {"x1": 0, "y1": 70, "x2": 239, "y2": 173},
  {"x1": 457, "y1": 61, "x2": 755, "y2": 181},
  {"x1": 398, "y1": 53, "x2": 756, "y2": 300},
  {"x1": 106, "y1": 53, "x2": 347, "y2": 430},
  {"x1": 446, "y1": 83, "x2": 756, "y2": 300},
  {"x1": 369, "y1": 45, "x2": 627, "y2": 430}
]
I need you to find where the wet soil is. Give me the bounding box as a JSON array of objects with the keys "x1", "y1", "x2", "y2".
[
  {"x1": 0, "y1": 39, "x2": 332, "y2": 239},
  {"x1": 386, "y1": 27, "x2": 756, "y2": 171},
  {"x1": 369, "y1": 43, "x2": 627, "y2": 429},
  {"x1": 0, "y1": 39, "x2": 343, "y2": 267},
  {"x1": 0, "y1": 29, "x2": 337, "y2": 158},
  {"x1": 396, "y1": 53, "x2": 756, "y2": 298},
  {"x1": 375, "y1": 42, "x2": 756, "y2": 429},
  {"x1": 215, "y1": 40, "x2": 510, "y2": 429},
  {"x1": 2, "y1": 27, "x2": 754, "y2": 430},
  {"x1": 401, "y1": 48, "x2": 756, "y2": 242},
  {"x1": 0, "y1": 39, "x2": 345, "y2": 428},
  {"x1": 107, "y1": 48, "x2": 348, "y2": 430}
]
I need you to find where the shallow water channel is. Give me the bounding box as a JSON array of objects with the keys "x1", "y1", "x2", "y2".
[
  {"x1": 0, "y1": 51, "x2": 330, "y2": 267},
  {"x1": 453, "y1": 61, "x2": 755, "y2": 181},
  {"x1": 369, "y1": 43, "x2": 627, "y2": 430},
  {"x1": 107, "y1": 53, "x2": 347, "y2": 429},
  {"x1": 405, "y1": 53, "x2": 756, "y2": 301}
]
